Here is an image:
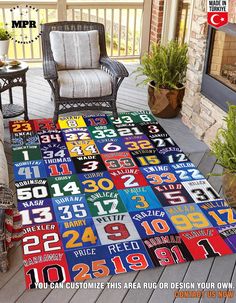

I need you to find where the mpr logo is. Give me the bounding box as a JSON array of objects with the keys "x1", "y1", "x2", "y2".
[
  {"x1": 12, "y1": 20, "x2": 37, "y2": 29},
  {"x1": 4, "y1": 5, "x2": 42, "y2": 44}
]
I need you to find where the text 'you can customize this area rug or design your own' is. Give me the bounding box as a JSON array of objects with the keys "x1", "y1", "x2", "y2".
[{"x1": 10, "y1": 111, "x2": 236, "y2": 289}]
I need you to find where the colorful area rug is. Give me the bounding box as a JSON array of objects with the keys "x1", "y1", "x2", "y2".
[{"x1": 10, "y1": 111, "x2": 236, "y2": 289}]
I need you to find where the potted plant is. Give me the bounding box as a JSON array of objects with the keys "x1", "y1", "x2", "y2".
[
  {"x1": 211, "y1": 105, "x2": 236, "y2": 208},
  {"x1": 0, "y1": 28, "x2": 10, "y2": 58},
  {"x1": 135, "y1": 41, "x2": 188, "y2": 118}
]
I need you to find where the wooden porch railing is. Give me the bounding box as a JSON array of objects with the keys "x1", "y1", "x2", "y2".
[{"x1": 0, "y1": 1, "x2": 151, "y2": 61}]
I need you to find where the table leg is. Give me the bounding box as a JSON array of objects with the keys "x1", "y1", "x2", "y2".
[
  {"x1": 22, "y1": 84, "x2": 28, "y2": 120},
  {"x1": 9, "y1": 88, "x2": 13, "y2": 104},
  {"x1": 0, "y1": 93, "x2": 2, "y2": 112}
]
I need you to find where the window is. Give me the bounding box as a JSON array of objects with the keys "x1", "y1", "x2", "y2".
[{"x1": 201, "y1": 24, "x2": 236, "y2": 111}]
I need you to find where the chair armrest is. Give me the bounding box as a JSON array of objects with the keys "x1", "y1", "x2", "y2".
[
  {"x1": 43, "y1": 58, "x2": 58, "y2": 81},
  {"x1": 100, "y1": 56, "x2": 129, "y2": 78}
]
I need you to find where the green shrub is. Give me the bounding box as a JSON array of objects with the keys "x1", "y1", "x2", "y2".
[
  {"x1": 211, "y1": 105, "x2": 236, "y2": 173},
  {"x1": 0, "y1": 28, "x2": 9, "y2": 40},
  {"x1": 135, "y1": 41, "x2": 188, "y2": 90}
]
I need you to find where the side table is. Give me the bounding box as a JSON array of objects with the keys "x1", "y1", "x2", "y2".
[{"x1": 0, "y1": 62, "x2": 29, "y2": 120}]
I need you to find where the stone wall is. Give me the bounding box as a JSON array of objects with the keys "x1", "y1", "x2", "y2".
[{"x1": 181, "y1": 0, "x2": 235, "y2": 147}]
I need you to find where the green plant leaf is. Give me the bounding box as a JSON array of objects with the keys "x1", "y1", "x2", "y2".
[
  {"x1": 210, "y1": 105, "x2": 236, "y2": 174},
  {"x1": 134, "y1": 41, "x2": 188, "y2": 90},
  {"x1": 0, "y1": 28, "x2": 10, "y2": 40}
]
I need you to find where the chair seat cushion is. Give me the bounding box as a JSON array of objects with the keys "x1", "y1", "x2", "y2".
[
  {"x1": 58, "y1": 69, "x2": 112, "y2": 98},
  {"x1": 50, "y1": 30, "x2": 100, "y2": 70}
]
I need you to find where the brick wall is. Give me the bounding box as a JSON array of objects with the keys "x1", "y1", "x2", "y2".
[
  {"x1": 210, "y1": 31, "x2": 226, "y2": 75},
  {"x1": 150, "y1": 0, "x2": 185, "y2": 46},
  {"x1": 229, "y1": 0, "x2": 236, "y2": 22},
  {"x1": 149, "y1": 0, "x2": 164, "y2": 46},
  {"x1": 210, "y1": 30, "x2": 236, "y2": 77},
  {"x1": 222, "y1": 34, "x2": 236, "y2": 65}
]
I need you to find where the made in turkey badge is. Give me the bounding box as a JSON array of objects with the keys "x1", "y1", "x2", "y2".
[{"x1": 207, "y1": 0, "x2": 228, "y2": 28}]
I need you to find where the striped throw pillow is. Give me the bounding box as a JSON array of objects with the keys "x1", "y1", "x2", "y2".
[{"x1": 49, "y1": 30, "x2": 100, "y2": 70}]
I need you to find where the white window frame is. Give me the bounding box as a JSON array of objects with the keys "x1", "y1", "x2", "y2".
[{"x1": 161, "y1": 0, "x2": 195, "y2": 45}]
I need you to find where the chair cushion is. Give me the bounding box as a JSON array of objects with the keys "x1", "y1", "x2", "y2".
[
  {"x1": 50, "y1": 30, "x2": 100, "y2": 70},
  {"x1": 58, "y1": 69, "x2": 112, "y2": 98}
]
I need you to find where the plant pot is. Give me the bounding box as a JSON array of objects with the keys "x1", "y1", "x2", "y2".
[
  {"x1": 148, "y1": 81, "x2": 185, "y2": 118},
  {"x1": 0, "y1": 40, "x2": 9, "y2": 56},
  {"x1": 222, "y1": 170, "x2": 236, "y2": 208}
]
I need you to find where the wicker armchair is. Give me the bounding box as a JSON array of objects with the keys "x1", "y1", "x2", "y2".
[{"x1": 41, "y1": 21, "x2": 129, "y2": 122}]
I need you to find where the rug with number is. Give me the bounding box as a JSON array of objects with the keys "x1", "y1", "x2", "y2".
[{"x1": 10, "y1": 111, "x2": 236, "y2": 289}]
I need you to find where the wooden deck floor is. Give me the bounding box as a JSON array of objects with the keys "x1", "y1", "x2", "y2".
[{"x1": 0, "y1": 64, "x2": 235, "y2": 303}]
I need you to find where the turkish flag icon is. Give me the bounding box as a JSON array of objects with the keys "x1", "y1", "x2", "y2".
[{"x1": 207, "y1": 12, "x2": 228, "y2": 28}]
